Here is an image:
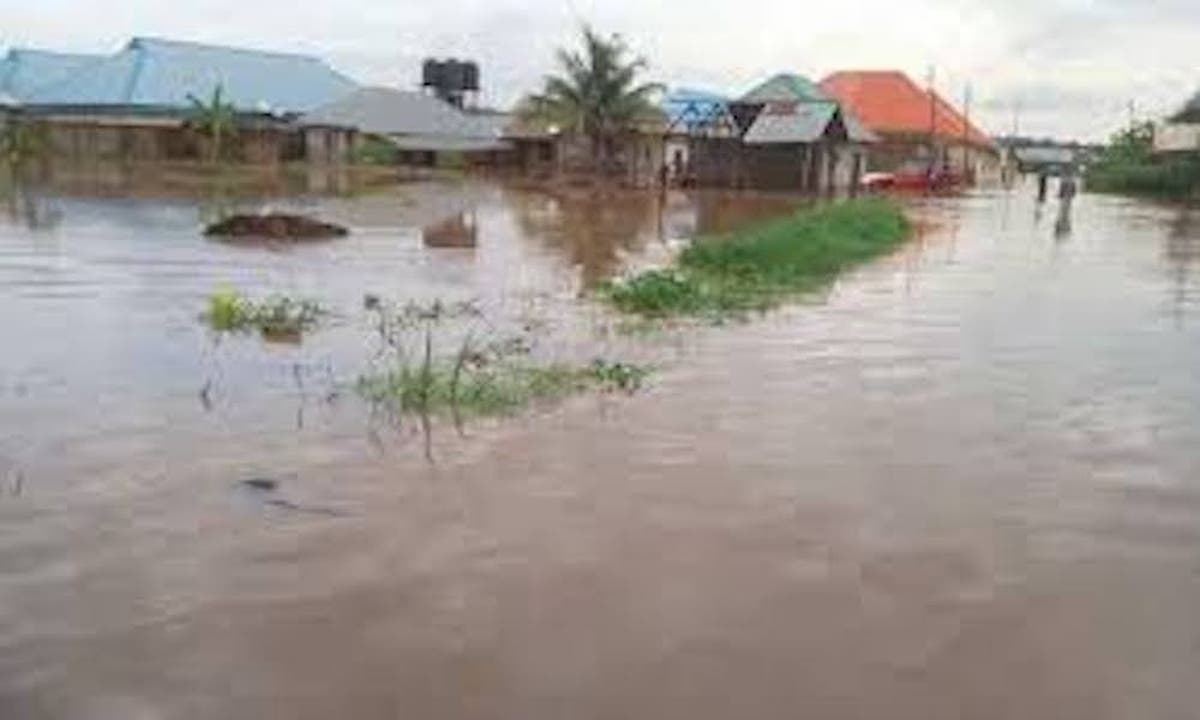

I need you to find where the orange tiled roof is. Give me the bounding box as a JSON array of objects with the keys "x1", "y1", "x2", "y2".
[{"x1": 819, "y1": 70, "x2": 994, "y2": 149}]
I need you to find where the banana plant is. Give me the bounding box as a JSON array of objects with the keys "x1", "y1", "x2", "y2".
[{"x1": 187, "y1": 84, "x2": 237, "y2": 165}]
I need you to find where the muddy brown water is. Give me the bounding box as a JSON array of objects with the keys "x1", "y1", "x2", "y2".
[{"x1": 2, "y1": 177, "x2": 1200, "y2": 719}]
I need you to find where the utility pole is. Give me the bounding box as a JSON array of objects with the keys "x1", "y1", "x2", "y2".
[
  {"x1": 926, "y1": 65, "x2": 938, "y2": 174},
  {"x1": 962, "y1": 82, "x2": 973, "y2": 182}
]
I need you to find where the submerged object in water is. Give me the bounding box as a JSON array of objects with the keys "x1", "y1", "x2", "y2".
[
  {"x1": 204, "y1": 213, "x2": 349, "y2": 240},
  {"x1": 233, "y1": 478, "x2": 346, "y2": 517}
]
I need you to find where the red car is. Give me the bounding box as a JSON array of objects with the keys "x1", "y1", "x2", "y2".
[{"x1": 863, "y1": 163, "x2": 964, "y2": 192}]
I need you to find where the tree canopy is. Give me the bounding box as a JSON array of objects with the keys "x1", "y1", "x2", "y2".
[{"x1": 521, "y1": 26, "x2": 662, "y2": 148}]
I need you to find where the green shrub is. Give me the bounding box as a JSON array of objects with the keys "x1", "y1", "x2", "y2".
[
  {"x1": 1087, "y1": 156, "x2": 1200, "y2": 198},
  {"x1": 1086, "y1": 121, "x2": 1200, "y2": 198},
  {"x1": 202, "y1": 288, "x2": 326, "y2": 339},
  {"x1": 602, "y1": 198, "x2": 911, "y2": 318},
  {"x1": 352, "y1": 135, "x2": 399, "y2": 165}
]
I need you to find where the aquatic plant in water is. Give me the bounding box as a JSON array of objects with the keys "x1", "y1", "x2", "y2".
[
  {"x1": 602, "y1": 198, "x2": 911, "y2": 318},
  {"x1": 357, "y1": 298, "x2": 650, "y2": 422},
  {"x1": 203, "y1": 288, "x2": 326, "y2": 340}
]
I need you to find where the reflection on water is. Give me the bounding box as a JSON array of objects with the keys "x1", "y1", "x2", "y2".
[
  {"x1": 506, "y1": 187, "x2": 662, "y2": 288},
  {"x1": 1166, "y1": 206, "x2": 1200, "y2": 323},
  {"x1": 2, "y1": 180, "x2": 1200, "y2": 718},
  {"x1": 423, "y1": 210, "x2": 478, "y2": 248}
]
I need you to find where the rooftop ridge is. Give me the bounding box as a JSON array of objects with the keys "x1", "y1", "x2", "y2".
[
  {"x1": 5, "y1": 47, "x2": 104, "y2": 60},
  {"x1": 127, "y1": 36, "x2": 326, "y2": 64}
]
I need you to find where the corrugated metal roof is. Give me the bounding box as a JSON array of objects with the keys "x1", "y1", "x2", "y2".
[
  {"x1": 385, "y1": 134, "x2": 511, "y2": 152},
  {"x1": 305, "y1": 87, "x2": 510, "y2": 152},
  {"x1": 1012, "y1": 146, "x2": 1077, "y2": 165},
  {"x1": 26, "y1": 37, "x2": 357, "y2": 113},
  {"x1": 0, "y1": 48, "x2": 102, "y2": 101},
  {"x1": 464, "y1": 110, "x2": 512, "y2": 139},
  {"x1": 304, "y1": 86, "x2": 494, "y2": 137},
  {"x1": 842, "y1": 113, "x2": 879, "y2": 144},
  {"x1": 741, "y1": 74, "x2": 831, "y2": 103},
  {"x1": 662, "y1": 87, "x2": 731, "y2": 131},
  {"x1": 820, "y1": 71, "x2": 994, "y2": 148},
  {"x1": 743, "y1": 102, "x2": 837, "y2": 144}
]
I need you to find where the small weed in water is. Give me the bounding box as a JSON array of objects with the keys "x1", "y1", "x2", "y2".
[
  {"x1": 203, "y1": 288, "x2": 326, "y2": 340},
  {"x1": 587, "y1": 359, "x2": 651, "y2": 393},
  {"x1": 357, "y1": 298, "x2": 651, "y2": 421}
]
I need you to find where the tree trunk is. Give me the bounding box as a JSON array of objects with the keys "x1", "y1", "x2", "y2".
[
  {"x1": 589, "y1": 133, "x2": 603, "y2": 176},
  {"x1": 211, "y1": 127, "x2": 222, "y2": 166}
]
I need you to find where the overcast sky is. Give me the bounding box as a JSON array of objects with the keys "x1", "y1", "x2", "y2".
[{"x1": 3, "y1": 0, "x2": 1197, "y2": 141}]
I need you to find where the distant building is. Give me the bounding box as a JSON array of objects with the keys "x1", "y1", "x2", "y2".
[
  {"x1": 666, "y1": 73, "x2": 876, "y2": 192},
  {"x1": 1154, "y1": 91, "x2": 1200, "y2": 154},
  {"x1": 504, "y1": 109, "x2": 667, "y2": 187},
  {"x1": 16, "y1": 37, "x2": 359, "y2": 164},
  {"x1": 302, "y1": 86, "x2": 510, "y2": 167},
  {"x1": 819, "y1": 71, "x2": 999, "y2": 182},
  {"x1": 1005, "y1": 144, "x2": 1080, "y2": 175}
]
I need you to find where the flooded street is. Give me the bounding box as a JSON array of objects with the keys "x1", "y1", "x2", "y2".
[{"x1": 2, "y1": 178, "x2": 1200, "y2": 718}]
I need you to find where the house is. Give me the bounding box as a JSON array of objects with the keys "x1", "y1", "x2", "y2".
[
  {"x1": 1154, "y1": 91, "x2": 1200, "y2": 154},
  {"x1": 1007, "y1": 145, "x2": 1079, "y2": 175},
  {"x1": 2, "y1": 49, "x2": 103, "y2": 162},
  {"x1": 671, "y1": 73, "x2": 876, "y2": 192},
  {"x1": 19, "y1": 37, "x2": 359, "y2": 164},
  {"x1": 661, "y1": 88, "x2": 741, "y2": 184},
  {"x1": 302, "y1": 86, "x2": 509, "y2": 167},
  {"x1": 504, "y1": 111, "x2": 667, "y2": 187},
  {"x1": 819, "y1": 70, "x2": 999, "y2": 182}
]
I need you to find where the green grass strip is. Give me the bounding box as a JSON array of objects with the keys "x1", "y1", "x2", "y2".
[{"x1": 602, "y1": 198, "x2": 911, "y2": 318}]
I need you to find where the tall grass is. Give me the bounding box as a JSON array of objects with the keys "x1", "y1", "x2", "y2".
[
  {"x1": 603, "y1": 198, "x2": 911, "y2": 318},
  {"x1": 358, "y1": 299, "x2": 650, "y2": 421}
]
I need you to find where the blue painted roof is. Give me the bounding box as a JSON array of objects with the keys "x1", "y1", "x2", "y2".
[
  {"x1": 0, "y1": 49, "x2": 103, "y2": 101},
  {"x1": 27, "y1": 37, "x2": 358, "y2": 113},
  {"x1": 662, "y1": 87, "x2": 731, "y2": 131}
]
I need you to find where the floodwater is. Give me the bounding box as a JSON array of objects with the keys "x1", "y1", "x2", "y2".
[{"x1": 2, "y1": 174, "x2": 1200, "y2": 718}]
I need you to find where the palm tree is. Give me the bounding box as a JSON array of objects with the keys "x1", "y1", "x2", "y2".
[
  {"x1": 521, "y1": 26, "x2": 662, "y2": 173},
  {"x1": 187, "y1": 85, "x2": 237, "y2": 165}
]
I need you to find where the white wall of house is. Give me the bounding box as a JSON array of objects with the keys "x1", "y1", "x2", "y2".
[{"x1": 830, "y1": 145, "x2": 867, "y2": 190}]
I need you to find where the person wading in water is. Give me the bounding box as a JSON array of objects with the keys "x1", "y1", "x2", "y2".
[{"x1": 1055, "y1": 171, "x2": 1079, "y2": 238}]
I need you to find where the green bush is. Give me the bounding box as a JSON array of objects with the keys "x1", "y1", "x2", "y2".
[
  {"x1": 1086, "y1": 121, "x2": 1200, "y2": 198},
  {"x1": 1088, "y1": 156, "x2": 1200, "y2": 198},
  {"x1": 602, "y1": 198, "x2": 911, "y2": 318},
  {"x1": 352, "y1": 135, "x2": 399, "y2": 166},
  {"x1": 203, "y1": 288, "x2": 326, "y2": 339}
]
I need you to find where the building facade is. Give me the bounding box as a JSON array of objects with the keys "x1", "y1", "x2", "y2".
[
  {"x1": 666, "y1": 74, "x2": 875, "y2": 193},
  {"x1": 820, "y1": 71, "x2": 1000, "y2": 183},
  {"x1": 10, "y1": 38, "x2": 359, "y2": 165}
]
